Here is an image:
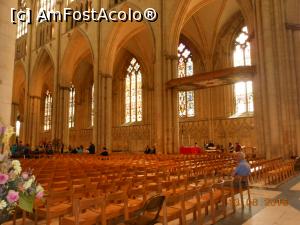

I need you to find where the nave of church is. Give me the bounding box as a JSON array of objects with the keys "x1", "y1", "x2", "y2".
[{"x1": 0, "y1": 0, "x2": 300, "y2": 224}]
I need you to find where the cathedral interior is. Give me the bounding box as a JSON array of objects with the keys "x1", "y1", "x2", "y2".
[{"x1": 0, "y1": 0, "x2": 300, "y2": 224}]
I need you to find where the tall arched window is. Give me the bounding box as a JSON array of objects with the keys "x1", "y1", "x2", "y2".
[
  {"x1": 69, "y1": 85, "x2": 75, "y2": 128},
  {"x1": 125, "y1": 58, "x2": 142, "y2": 123},
  {"x1": 178, "y1": 43, "x2": 195, "y2": 118},
  {"x1": 17, "y1": 0, "x2": 28, "y2": 38},
  {"x1": 233, "y1": 26, "x2": 253, "y2": 115},
  {"x1": 16, "y1": 119, "x2": 21, "y2": 138},
  {"x1": 91, "y1": 84, "x2": 94, "y2": 127},
  {"x1": 38, "y1": 0, "x2": 56, "y2": 13},
  {"x1": 44, "y1": 90, "x2": 52, "y2": 131}
]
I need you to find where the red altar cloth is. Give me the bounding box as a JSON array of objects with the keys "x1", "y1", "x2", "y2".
[{"x1": 180, "y1": 146, "x2": 202, "y2": 154}]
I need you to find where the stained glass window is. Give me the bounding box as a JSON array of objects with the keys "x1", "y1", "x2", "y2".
[
  {"x1": 91, "y1": 84, "x2": 94, "y2": 127},
  {"x1": 44, "y1": 90, "x2": 52, "y2": 131},
  {"x1": 125, "y1": 58, "x2": 142, "y2": 123},
  {"x1": 233, "y1": 26, "x2": 251, "y2": 67},
  {"x1": 178, "y1": 43, "x2": 195, "y2": 117},
  {"x1": 69, "y1": 85, "x2": 75, "y2": 128},
  {"x1": 17, "y1": 0, "x2": 28, "y2": 38},
  {"x1": 233, "y1": 26, "x2": 253, "y2": 115}
]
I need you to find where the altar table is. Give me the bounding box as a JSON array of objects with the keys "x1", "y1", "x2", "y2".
[{"x1": 180, "y1": 146, "x2": 202, "y2": 154}]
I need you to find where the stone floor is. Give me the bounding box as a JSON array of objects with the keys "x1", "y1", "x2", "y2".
[
  {"x1": 4, "y1": 174, "x2": 300, "y2": 225},
  {"x1": 217, "y1": 173, "x2": 300, "y2": 225}
]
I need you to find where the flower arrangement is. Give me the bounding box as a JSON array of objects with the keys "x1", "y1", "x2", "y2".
[
  {"x1": 0, "y1": 119, "x2": 44, "y2": 223},
  {"x1": 0, "y1": 157, "x2": 45, "y2": 222}
]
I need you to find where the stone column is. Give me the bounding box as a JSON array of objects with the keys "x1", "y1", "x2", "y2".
[
  {"x1": 55, "y1": 86, "x2": 70, "y2": 147},
  {"x1": 286, "y1": 23, "x2": 300, "y2": 156},
  {"x1": 163, "y1": 55, "x2": 179, "y2": 154},
  {"x1": 0, "y1": 0, "x2": 17, "y2": 126},
  {"x1": 253, "y1": 0, "x2": 300, "y2": 158},
  {"x1": 163, "y1": 55, "x2": 172, "y2": 154},
  {"x1": 170, "y1": 56, "x2": 180, "y2": 154},
  {"x1": 104, "y1": 75, "x2": 112, "y2": 150},
  {"x1": 10, "y1": 102, "x2": 19, "y2": 126},
  {"x1": 93, "y1": 72, "x2": 102, "y2": 151},
  {"x1": 27, "y1": 96, "x2": 41, "y2": 147},
  {"x1": 95, "y1": 74, "x2": 112, "y2": 151}
]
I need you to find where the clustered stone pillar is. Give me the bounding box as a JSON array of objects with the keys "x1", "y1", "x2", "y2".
[
  {"x1": 163, "y1": 55, "x2": 179, "y2": 154},
  {"x1": 94, "y1": 73, "x2": 113, "y2": 151},
  {"x1": 286, "y1": 24, "x2": 300, "y2": 156},
  {"x1": 104, "y1": 75, "x2": 113, "y2": 150},
  {"x1": 0, "y1": 0, "x2": 17, "y2": 127},
  {"x1": 54, "y1": 86, "x2": 70, "y2": 148},
  {"x1": 26, "y1": 96, "x2": 41, "y2": 147},
  {"x1": 253, "y1": 0, "x2": 300, "y2": 158}
]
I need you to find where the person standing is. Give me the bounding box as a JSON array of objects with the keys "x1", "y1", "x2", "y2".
[{"x1": 88, "y1": 143, "x2": 95, "y2": 154}]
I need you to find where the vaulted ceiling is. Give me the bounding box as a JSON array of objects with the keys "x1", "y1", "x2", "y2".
[{"x1": 181, "y1": 0, "x2": 241, "y2": 58}]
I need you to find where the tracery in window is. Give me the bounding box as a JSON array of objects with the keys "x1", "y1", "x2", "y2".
[
  {"x1": 69, "y1": 85, "x2": 75, "y2": 128},
  {"x1": 233, "y1": 26, "x2": 253, "y2": 115},
  {"x1": 125, "y1": 58, "x2": 142, "y2": 123},
  {"x1": 178, "y1": 43, "x2": 194, "y2": 118},
  {"x1": 233, "y1": 26, "x2": 251, "y2": 67},
  {"x1": 44, "y1": 90, "x2": 52, "y2": 131},
  {"x1": 17, "y1": 0, "x2": 28, "y2": 38}
]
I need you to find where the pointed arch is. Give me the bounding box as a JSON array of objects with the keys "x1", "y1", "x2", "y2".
[
  {"x1": 30, "y1": 47, "x2": 55, "y2": 96},
  {"x1": 101, "y1": 2, "x2": 156, "y2": 76},
  {"x1": 60, "y1": 28, "x2": 94, "y2": 85}
]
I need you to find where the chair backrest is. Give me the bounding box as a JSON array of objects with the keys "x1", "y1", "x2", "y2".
[
  {"x1": 47, "y1": 190, "x2": 72, "y2": 206},
  {"x1": 142, "y1": 194, "x2": 165, "y2": 221},
  {"x1": 73, "y1": 197, "x2": 105, "y2": 225}
]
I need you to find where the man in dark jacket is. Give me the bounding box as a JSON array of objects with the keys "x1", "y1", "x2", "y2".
[{"x1": 88, "y1": 143, "x2": 95, "y2": 154}]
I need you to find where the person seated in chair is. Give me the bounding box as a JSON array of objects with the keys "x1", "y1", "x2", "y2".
[
  {"x1": 232, "y1": 152, "x2": 251, "y2": 188},
  {"x1": 150, "y1": 145, "x2": 156, "y2": 154},
  {"x1": 88, "y1": 143, "x2": 95, "y2": 154},
  {"x1": 100, "y1": 146, "x2": 109, "y2": 156},
  {"x1": 144, "y1": 145, "x2": 151, "y2": 154}
]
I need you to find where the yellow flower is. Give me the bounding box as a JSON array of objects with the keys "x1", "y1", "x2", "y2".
[
  {"x1": 0, "y1": 200, "x2": 7, "y2": 210},
  {"x1": 12, "y1": 160, "x2": 21, "y2": 168},
  {"x1": 23, "y1": 178, "x2": 34, "y2": 190},
  {"x1": 36, "y1": 184, "x2": 44, "y2": 193}
]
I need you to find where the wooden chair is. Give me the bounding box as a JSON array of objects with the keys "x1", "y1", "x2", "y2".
[
  {"x1": 233, "y1": 176, "x2": 251, "y2": 208},
  {"x1": 35, "y1": 190, "x2": 73, "y2": 225},
  {"x1": 211, "y1": 180, "x2": 226, "y2": 223},
  {"x1": 124, "y1": 195, "x2": 165, "y2": 225},
  {"x1": 198, "y1": 185, "x2": 213, "y2": 224},
  {"x1": 127, "y1": 186, "x2": 147, "y2": 215},
  {"x1": 223, "y1": 178, "x2": 236, "y2": 215},
  {"x1": 61, "y1": 197, "x2": 105, "y2": 225},
  {"x1": 181, "y1": 188, "x2": 201, "y2": 225},
  {"x1": 157, "y1": 193, "x2": 184, "y2": 225},
  {"x1": 104, "y1": 191, "x2": 129, "y2": 224}
]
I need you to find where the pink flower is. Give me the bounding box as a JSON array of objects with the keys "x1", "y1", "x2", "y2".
[
  {"x1": 6, "y1": 190, "x2": 19, "y2": 203},
  {"x1": 21, "y1": 172, "x2": 29, "y2": 180},
  {"x1": 36, "y1": 192, "x2": 44, "y2": 199},
  {"x1": 0, "y1": 173, "x2": 9, "y2": 184}
]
